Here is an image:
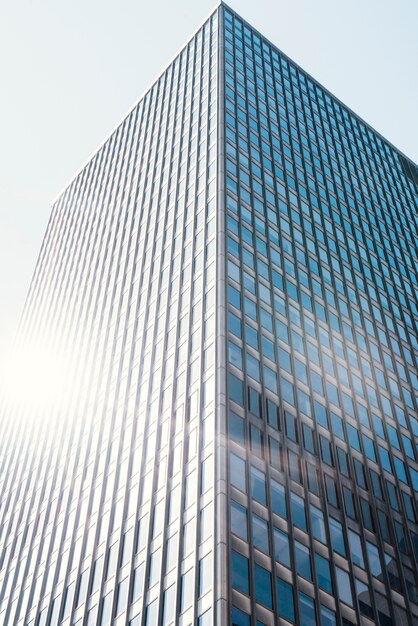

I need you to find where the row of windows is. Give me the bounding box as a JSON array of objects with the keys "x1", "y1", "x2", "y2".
[
  {"x1": 223, "y1": 5, "x2": 418, "y2": 626},
  {"x1": 223, "y1": 13, "x2": 418, "y2": 343},
  {"x1": 0, "y1": 11, "x2": 219, "y2": 626}
]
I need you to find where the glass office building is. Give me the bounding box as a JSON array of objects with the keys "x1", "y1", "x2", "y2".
[{"x1": 1, "y1": 3, "x2": 418, "y2": 626}]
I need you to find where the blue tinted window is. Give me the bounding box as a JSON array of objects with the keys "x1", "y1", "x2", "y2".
[
  {"x1": 271, "y1": 480, "x2": 287, "y2": 518},
  {"x1": 245, "y1": 323, "x2": 258, "y2": 349},
  {"x1": 228, "y1": 284, "x2": 241, "y2": 309},
  {"x1": 315, "y1": 553, "x2": 333, "y2": 593},
  {"x1": 299, "y1": 592, "x2": 316, "y2": 626},
  {"x1": 295, "y1": 541, "x2": 312, "y2": 580},
  {"x1": 230, "y1": 453, "x2": 246, "y2": 493},
  {"x1": 274, "y1": 528, "x2": 291, "y2": 567},
  {"x1": 310, "y1": 505, "x2": 326, "y2": 543},
  {"x1": 277, "y1": 578, "x2": 295, "y2": 622},
  {"x1": 252, "y1": 514, "x2": 269, "y2": 553},
  {"x1": 228, "y1": 311, "x2": 242, "y2": 338},
  {"x1": 291, "y1": 492, "x2": 307, "y2": 530},
  {"x1": 231, "y1": 551, "x2": 249, "y2": 595},
  {"x1": 335, "y1": 567, "x2": 353, "y2": 606},
  {"x1": 231, "y1": 607, "x2": 250, "y2": 626},
  {"x1": 366, "y1": 541, "x2": 382, "y2": 578},
  {"x1": 329, "y1": 517, "x2": 346, "y2": 556},
  {"x1": 255, "y1": 565, "x2": 272, "y2": 608},
  {"x1": 228, "y1": 341, "x2": 243, "y2": 369},
  {"x1": 229, "y1": 410, "x2": 245, "y2": 446},
  {"x1": 228, "y1": 373, "x2": 244, "y2": 406},
  {"x1": 251, "y1": 466, "x2": 267, "y2": 504},
  {"x1": 231, "y1": 500, "x2": 247, "y2": 539},
  {"x1": 320, "y1": 605, "x2": 336, "y2": 626},
  {"x1": 348, "y1": 529, "x2": 364, "y2": 568}
]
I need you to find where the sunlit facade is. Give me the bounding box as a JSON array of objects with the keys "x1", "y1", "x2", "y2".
[{"x1": 1, "y1": 4, "x2": 418, "y2": 626}]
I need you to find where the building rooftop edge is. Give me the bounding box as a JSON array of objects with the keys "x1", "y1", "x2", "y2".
[
  {"x1": 51, "y1": 3, "x2": 221, "y2": 205},
  {"x1": 220, "y1": 1, "x2": 417, "y2": 169},
  {"x1": 52, "y1": 1, "x2": 416, "y2": 206}
]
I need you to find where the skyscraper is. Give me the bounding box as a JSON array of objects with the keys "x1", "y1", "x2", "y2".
[{"x1": 1, "y1": 3, "x2": 418, "y2": 626}]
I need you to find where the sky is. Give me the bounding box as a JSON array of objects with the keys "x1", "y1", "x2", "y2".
[{"x1": 0, "y1": 0, "x2": 417, "y2": 375}]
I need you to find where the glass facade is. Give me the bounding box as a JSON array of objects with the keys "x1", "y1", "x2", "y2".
[
  {"x1": 1, "y1": 3, "x2": 418, "y2": 626},
  {"x1": 222, "y1": 5, "x2": 418, "y2": 626},
  {"x1": 0, "y1": 10, "x2": 218, "y2": 626}
]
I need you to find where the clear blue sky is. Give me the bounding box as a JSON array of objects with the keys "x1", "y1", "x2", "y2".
[{"x1": 0, "y1": 0, "x2": 417, "y2": 373}]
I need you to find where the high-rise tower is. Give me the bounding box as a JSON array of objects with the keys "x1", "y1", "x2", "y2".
[{"x1": 1, "y1": 4, "x2": 418, "y2": 626}]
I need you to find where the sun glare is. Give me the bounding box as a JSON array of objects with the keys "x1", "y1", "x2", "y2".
[{"x1": 1, "y1": 343, "x2": 73, "y2": 417}]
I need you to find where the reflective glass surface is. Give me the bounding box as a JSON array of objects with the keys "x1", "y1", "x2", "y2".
[{"x1": 223, "y1": 4, "x2": 418, "y2": 626}]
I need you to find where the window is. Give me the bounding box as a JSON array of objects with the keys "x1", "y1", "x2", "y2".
[
  {"x1": 231, "y1": 551, "x2": 249, "y2": 595},
  {"x1": 105, "y1": 543, "x2": 118, "y2": 580},
  {"x1": 252, "y1": 514, "x2": 269, "y2": 553},
  {"x1": 76, "y1": 570, "x2": 89, "y2": 608},
  {"x1": 277, "y1": 578, "x2": 295, "y2": 622},
  {"x1": 295, "y1": 541, "x2": 312, "y2": 580},
  {"x1": 231, "y1": 500, "x2": 247, "y2": 539},
  {"x1": 132, "y1": 564, "x2": 144, "y2": 601},
  {"x1": 355, "y1": 579, "x2": 374, "y2": 619},
  {"x1": 229, "y1": 410, "x2": 245, "y2": 445},
  {"x1": 290, "y1": 492, "x2": 307, "y2": 530},
  {"x1": 285, "y1": 411, "x2": 298, "y2": 441},
  {"x1": 320, "y1": 605, "x2": 336, "y2": 626},
  {"x1": 303, "y1": 424, "x2": 315, "y2": 452},
  {"x1": 181, "y1": 569, "x2": 194, "y2": 611},
  {"x1": 232, "y1": 607, "x2": 250, "y2": 626},
  {"x1": 271, "y1": 480, "x2": 287, "y2": 518},
  {"x1": 299, "y1": 592, "x2": 316, "y2": 626},
  {"x1": 229, "y1": 340, "x2": 243, "y2": 368},
  {"x1": 228, "y1": 311, "x2": 242, "y2": 338},
  {"x1": 229, "y1": 372, "x2": 244, "y2": 405},
  {"x1": 251, "y1": 466, "x2": 267, "y2": 504},
  {"x1": 91, "y1": 555, "x2": 104, "y2": 593},
  {"x1": 200, "y1": 503, "x2": 213, "y2": 543},
  {"x1": 146, "y1": 600, "x2": 158, "y2": 626},
  {"x1": 335, "y1": 567, "x2": 353, "y2": 606},
  {"x1": 248, "y1": 388, "x2": 261, "y2": 418},
  {"x1": 325, "y1": 474, "x2": 338, "y2": 508},
  {"x1": 274, "y1": 528, "x2": 291, "y2": 567},
  {"x1": 100, "y1": 593, "x2": 112, "y2": 626},
  {"x1": 198, "y1": 610, "x2": 212, "y2": 626},
  {"x1": 116, "y1": 578, "x2": 129, "y2": 616},
  {"x1": 348, "y1": 529, "x2": 364, "y2": 568},
  {"x1": 310, "y1": 505, "x2": 326, "y2": 543},
  {"x1": 255, "y1": 565, "x2": 272, "y2": 608},
  {"x1": 121, "y1": 527, "x2": 134, "y2": 564},
  {"x1": 62, "y1": 582, "x2": 75, "y2": 621},
  {"x1": 306, "y1": 462, "x2": 319, "y2": 494},
  {"x1": 315, "y1": 553, "x2": 332, "y2": 593},
  {"x1": 201, "y1": 455, "x2": 213, "y2": 494},
  {"x1": 366, "y1": 541, "x2": 382, "y2": 578},
  {"x1": 199, "y1": 554, "x2": 212, "y2": 597},
  {"x1": 343, "y1": 487, "x2": 356, "y2": 519},
  {"x1": 230, "y1": 453, "x2": 246, "y2": 492},
  {"x1": 149, "y1": 548, "x2": 162, "y2": 587},
  {"x1": 329, "y1": 517, "x2": 346, "y2": 556}
]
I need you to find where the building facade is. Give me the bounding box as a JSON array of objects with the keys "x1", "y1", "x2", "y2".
[{"x1": 1, "y1": 4, "x2": 418, "y2": 626}]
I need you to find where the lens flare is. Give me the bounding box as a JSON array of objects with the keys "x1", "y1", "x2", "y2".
[{"x1": 1, "y1": 343, "x2": 71, "y2": 416}]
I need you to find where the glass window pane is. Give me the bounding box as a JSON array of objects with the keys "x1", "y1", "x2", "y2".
[
  {"x1": 336, "y1": 567, "x2": 353, "y2": 606},
  {"x1": 274, "y1": 528, "x2": 291, "y2": 567},
  {"x1": 231, "y1": 551, "x2": 249, "y2": 595},
  {"x1": 231, "y1": 500, "x2": 247, "y2": 539},
  {"x1": 276, "y1": 578, "x2": 295, "y2": 622},
  {"x1": 255, "y1": 564, "x2": 272, "y2": 608},
  {"x1": 315, "y1": 553, "x2": 333, "y2": 593},
  {"x1": 299, "y1": 592, "x2": 316, "y2": 626}
]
